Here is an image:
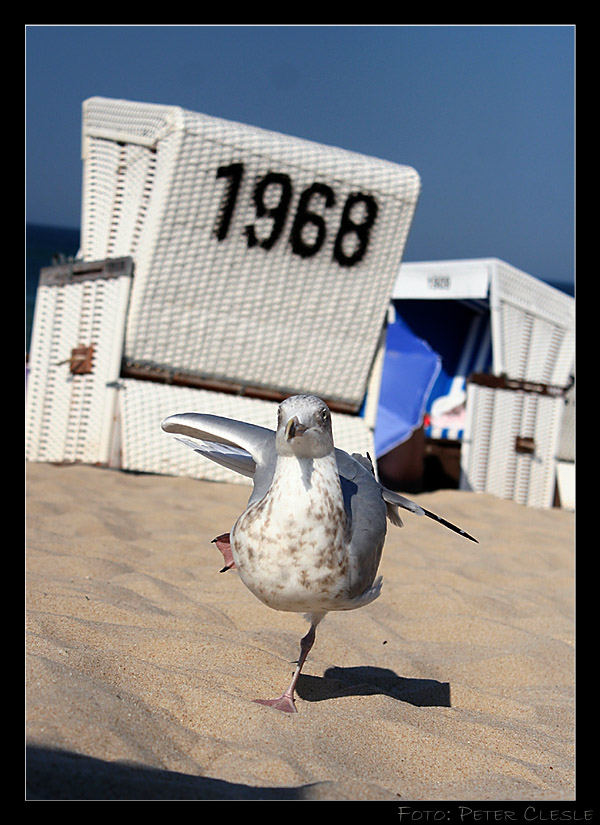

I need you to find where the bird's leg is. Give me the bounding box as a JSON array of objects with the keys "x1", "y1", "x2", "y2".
[{"x1": 253, "y1": 623, "x2": 317, "y2": 714}]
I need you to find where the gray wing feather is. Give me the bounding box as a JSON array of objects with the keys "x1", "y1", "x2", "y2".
[
  {"x1": 381, "y1": 486, "x2": 478, "y2": 543},
  {"x1": 161, "y1": 413, "x2": 272, "y2": 456},
  {"x1": 162, "y1": 414, "x2": 477, "y2": 543},
  {"x1": 335, "y1": 449, "x2": 388, "y2": 590},
  {"x1": 336, "y1": 448, "x2": 478, "y2": 543},
  {"x1": 171, "y1": 436, "x2": 257, "y2": 479},
  {"x1": 161, "y1": 413, "x2": 277, "y2": 503}
]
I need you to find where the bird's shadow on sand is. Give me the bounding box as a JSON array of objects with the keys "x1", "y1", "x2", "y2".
[{"x1": 296, "y1": 666, "x2": 451, "y2": 707}]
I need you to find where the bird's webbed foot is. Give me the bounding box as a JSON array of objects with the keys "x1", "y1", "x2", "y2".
[
  {"x1": 211, "y1": 533, "x2": 236, "y2": 571},
  {"x1": 253, "y1": 694, "x2": 298, "y2": 713}
]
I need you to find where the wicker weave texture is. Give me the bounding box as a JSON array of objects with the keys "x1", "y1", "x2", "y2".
[
  {"x1": 25, "y1": 269, "x2": 132, "y2": 465},
  {"x1": 81, "y1": 97, "x2": 420, "y2": 409},
  {"x1": 491, "y1": 260, "x2": 574, "y2": 387},
  {"x1": 118, "y1": 379, "x2": 375, "y2": 484},
  {"x1": 459, "y1": 383, "x2": 565, "y2": 508}
]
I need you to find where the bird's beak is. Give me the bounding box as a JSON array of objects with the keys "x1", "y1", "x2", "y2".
[{"x1": 285, "y1": 416, "x2": 308, "y2": 441}]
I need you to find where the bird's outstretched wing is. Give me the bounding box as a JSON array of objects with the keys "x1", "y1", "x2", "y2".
[
  {"x1": 161, "y1": 413, "x2": 277, "y2": 503},
  {"x1": 161, "y1": 413, "x2": 477, "y2": 543},
  {"x1": 166, "y1": 434, "x2": 257, "y2": 479}
]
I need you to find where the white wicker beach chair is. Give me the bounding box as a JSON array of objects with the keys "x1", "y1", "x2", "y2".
[
  {"x1": 27, "y1": 97, "x2": 421, "y2": 483},
  {"x1": 25, "y1": 258, "x2": 133, "y2": 466},
  {"x1": 390, "y1": 258, "x2": 574, "y2": 508},
  {"x1": 459, "y1": 260, "x2": 574, "y2": 508}
]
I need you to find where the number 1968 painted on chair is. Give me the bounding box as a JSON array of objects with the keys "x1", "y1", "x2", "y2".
[{"x1": 213, "y1": 162, "x2": 379, "y2": 268}]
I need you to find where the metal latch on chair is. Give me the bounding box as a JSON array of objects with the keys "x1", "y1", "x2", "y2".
[
  {"x1": 515, "y1": 435, "x2": 535, "y2": 454},
  {"x1": 57, "y1": 344, "x2": 95, "y2": 374}
]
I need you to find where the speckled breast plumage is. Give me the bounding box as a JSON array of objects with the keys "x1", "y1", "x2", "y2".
[{"x1": 231, "y1": 453, "x2": 357, "y2": 613}]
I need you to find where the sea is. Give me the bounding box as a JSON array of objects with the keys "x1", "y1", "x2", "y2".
[{"x1": 26, "y1": 222, "x2": 574, "y2": 352}]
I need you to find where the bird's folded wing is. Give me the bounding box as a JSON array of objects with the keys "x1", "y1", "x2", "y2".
[{"x1": 335, "y1": 449, "x2": 477, "y2": 542}]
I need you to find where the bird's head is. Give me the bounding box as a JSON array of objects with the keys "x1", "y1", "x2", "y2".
[{"x1": 275, "y1": 395, "x2": 335, "y2": 459}]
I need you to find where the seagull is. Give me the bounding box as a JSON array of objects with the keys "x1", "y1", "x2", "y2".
[{"x1": 161, "y1": 394, "x2": 477, "y2": 713}]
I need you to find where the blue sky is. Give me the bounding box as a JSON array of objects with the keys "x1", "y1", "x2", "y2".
[{"x1": 25, "y1": 25, "x2": 575, "y2": 287}]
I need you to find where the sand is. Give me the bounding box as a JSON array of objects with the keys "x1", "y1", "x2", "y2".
[{"x1": 25, "y1": 461, "x2": 575, "y2": 801}]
